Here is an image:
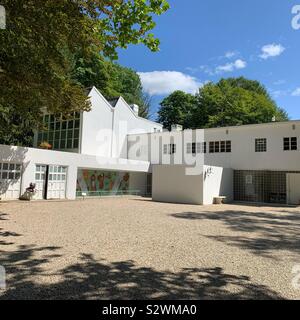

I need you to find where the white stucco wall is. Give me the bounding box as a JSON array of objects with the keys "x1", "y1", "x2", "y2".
[
  {"x1": 81, "y1": 88, "x2": 114, "y2": 157},
  {"x1": 152, "y1": 165, "x2": 203, "y2": 205},
  {"x1": 81, "y1": 88, "x2": 162, "y2": 158},
  {"x1": 203, "y1": 166, "x2": 233, "y2": 205},
  {"x1": 128, "y1": 121, "x2": 300, "y2": 172},
  {"x1": 0, "y1": 144, "x2": 151, "y2": 200}
]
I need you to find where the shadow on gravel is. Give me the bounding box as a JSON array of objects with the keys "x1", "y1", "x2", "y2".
[
  {"x1": 170, "y1": 210, "x2": 300, "y2": 258},
  {"x1": 0, "y1": 212, "x2": 22, "y2": 246},
  {"x1": 0, "y1": 246, "x2": 282, "y2": 300}
]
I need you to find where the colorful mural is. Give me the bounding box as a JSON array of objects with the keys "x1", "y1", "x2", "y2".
[{"x1": 76, "y1": 170, "x2": 130, "y2": 195}]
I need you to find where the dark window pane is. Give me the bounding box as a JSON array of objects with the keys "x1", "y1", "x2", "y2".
[
  {"x1": 55, "y1": 122, "x2": 61, "y2": 130},
  {"x1": 291, "y1": 137, "x2": 297, "y2": 150},
  {"x1": 221, "y1": 141, "x2": 226, "y2": 153},
  {"x1": 67, "y1": 130, "x2": 73, "y2": 139},
  {"x1": 192, "y1": 143, "x2": 196, "y2": 154},
  {"x1": 74, "y1": 129, "x2": 80, "y2": 139},
  {"x1": 73, "y1": 139, "x2": 79, "y2": 149},
  {"x1": 75, "y1": 119, "x2": 80, "y2": 129},
  {"x1": 215, "y1": 141, "x2": 220, "y2": 153},
  {"x1": 209, "y1": 142, "x2": 214, "y2": 153},
  {"x1": 68, "y1": 120, "x2": 74, "y2": 129},
  {"x1": 226, "y1": 141, "x2": 231, "y2": 153},
  {"x1": 61, "y1": 130, "x2": 67, "y2": 139},
  {"x1": 67, "y1": 140, "x2": 73, "y2": 149}
]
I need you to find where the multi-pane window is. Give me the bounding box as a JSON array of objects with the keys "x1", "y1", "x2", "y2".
[
  {"x1": 186, "y1": 142, "x2": 206, "y2": 154},
  {"x1": 37, "y1": 112, "x2": 81, "y2": 150},
  {"x1": 48, "y1": 166, "x2": 67, "y2": 182},
  {"x1": 163, "y1": 144, "x2": 176, "y2": 155},
  {"x1": 255, "y1": 138, "x2": 267, "y2": 152},
  {"x1": 0, "y1": 163, "x2": 21, "y2": 180},
  {"x1": 283, "y1": 137, "x2": 297, "y2": 151},
  {"x1": 209, "y1": 141, "x2": 231, "y2": 153}
]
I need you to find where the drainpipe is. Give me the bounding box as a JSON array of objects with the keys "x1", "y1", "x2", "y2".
[{"x1": 111, "y1": 108, "x2": 115, "y2": 158}]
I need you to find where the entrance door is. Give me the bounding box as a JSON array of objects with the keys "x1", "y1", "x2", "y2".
[
  {"x1": 0, "y1": 162, "x2": 22, "y2": 200},
  {"x1": 287, "y1": 173, "x2": 300, "y2": 205},
  {"x1": 47, "y1": 165, "x2": 67, "y2": 199},
  {"x1": 35, "y1": 165, "x2": 47, "y2": 199}
]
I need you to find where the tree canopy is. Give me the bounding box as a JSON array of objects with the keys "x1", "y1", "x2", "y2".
[
  {"x1": 158, "y1": 77, "x2": 289, "y2": 130},
  {"x1": 74, "y1": 54, "x2": 151, "y2": 118},
  {"x1": 158, "y1": 91, "x2": 197, "y2": 130},
  {"x1": 0, "y1": 0, "x2": 169, "y2": 145}
]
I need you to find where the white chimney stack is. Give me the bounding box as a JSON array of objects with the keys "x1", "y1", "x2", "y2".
[
  {"x1": 171, "y1": 124, "x2": 183, "y2": 132},
  {"x1": 130, "y1": 104, "x2": 139, "y2": 116}
]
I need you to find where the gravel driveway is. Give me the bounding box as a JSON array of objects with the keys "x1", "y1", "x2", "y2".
[{"x1": 1, "y1": 198, "x2": 300, "y2": 300}]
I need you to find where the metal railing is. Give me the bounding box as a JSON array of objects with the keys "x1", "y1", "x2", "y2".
[{"x1": 76, "y1": 190, "x2": 142, "y2": 198}]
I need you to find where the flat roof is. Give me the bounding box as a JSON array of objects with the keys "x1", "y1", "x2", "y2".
[{"x1": 127, "y1": 120, "x2": 300, "y2": 136}]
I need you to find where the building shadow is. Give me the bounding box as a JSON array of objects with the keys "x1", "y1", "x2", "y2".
[
  {"x1": 170, "y1": 209, "x2": 300, "y2": 258},
  {"x1": 0, "y1": 246, "x2": 283, "y2": 300}
]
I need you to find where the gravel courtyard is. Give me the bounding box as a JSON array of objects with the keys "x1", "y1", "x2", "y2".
[{"x1": 1, "y1": 198, "x2": 300, "y2": 300}]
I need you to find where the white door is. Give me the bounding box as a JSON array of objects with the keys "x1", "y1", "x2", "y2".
[
  {"x1": 0, "y1": 162, "x2": 22, "y2": 200},
  {"x1": 287, "y1": 173, "x2": 300, "y2": 205},
  {"x1": 47, "y1": 165, "x2": 67, "y2": 199},
  {"x1": 35, "y1": 165, "x2": 47, "y2": 199}
]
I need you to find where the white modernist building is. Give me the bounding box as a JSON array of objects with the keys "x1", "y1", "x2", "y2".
[{"x1": 1, "y1": 87, "x2": 300, "y2": 205}]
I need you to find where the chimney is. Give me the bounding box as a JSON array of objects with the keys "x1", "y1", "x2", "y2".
[
  {"x1": 130, "y1": 104, "x2": 139, "y2": 116},
  {"x1": 171, "y1": 124, "x2": 183, "y2": 132}
]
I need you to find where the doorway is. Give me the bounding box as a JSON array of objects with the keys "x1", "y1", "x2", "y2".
[
  {"x1": 287, "y1": 173, "x2": 300, "y2": 205},
  {"x1": 35, "y1": 165, "x2": 67, "y2": 200}
]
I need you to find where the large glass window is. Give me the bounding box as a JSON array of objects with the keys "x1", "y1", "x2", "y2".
[
  {"x1": 37, "y1": 112, "x2": 81, "y2": 150},
  {"x1": 209, "y1": 141, "x2": 231, "y2": 153}
]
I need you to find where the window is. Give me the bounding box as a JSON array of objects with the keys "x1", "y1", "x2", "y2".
[
  {"x1": 283, "y1": 137, "x2": 297, "y2": 151},
  {"x1": 186, "y1": 142, "x2": 206, "y2": 154},
  {"x1": 255, "y1": 138, "x2": 267, "y2": 152},
  {"x1": 37, "y1": 112, "x2": 81, "y2": 150},
  {"x1": 163, "y1": 144, "x2": 176, "y2": 155},
  {"x1": 0, "y1": 162, "x2": 22, "y2": 180},
  {"x1": 209, "y1": 141, "x2": 231, "y2": 153}
]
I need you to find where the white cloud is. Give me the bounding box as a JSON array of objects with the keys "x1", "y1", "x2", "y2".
[
  {"x1": 224, "y1": 51, "x2": 239, "y2": 59},
  {"x1": 215, "y1": 59, "x2": 247, "y2": 73},
  {"x1": 138, "y1": 71, "x2": 202, "y2": 95},
  {"x1": 292, "y1": 88, "x2": 300, "y2": 96},
  {"x1": 259, "y1": 44, "x2": 285, "y2": 60}
]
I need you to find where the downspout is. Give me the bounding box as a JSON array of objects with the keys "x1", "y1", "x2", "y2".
[{"x1": 111, "y1": 108, "x2": 115, "y2": 158}]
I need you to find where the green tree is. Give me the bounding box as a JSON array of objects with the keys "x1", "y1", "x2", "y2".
[
  {"x1": 194, "y1": 78, "x2": 288, "y2": 128},
  {"x1": 73, "y1": 54, "x2": 151, "y2": 118},
  {"x1": 0, "y1": 0, "x2": 169, "y2": 145},
  {"x1": 158, "y1": 91, "x2": 197, "y2": 130},
  {"x1": 158, "y1": 78, "x2": 289, "y2": 130}
]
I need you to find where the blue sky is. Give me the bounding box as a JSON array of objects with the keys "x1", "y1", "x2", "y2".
[{"x1": 118, "y1": 0, "x2": 300, "y2": 120}]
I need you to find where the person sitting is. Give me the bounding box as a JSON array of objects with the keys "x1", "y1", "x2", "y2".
[{"x1": 26, "y1": 183, "x2": 36, "y2": 193}]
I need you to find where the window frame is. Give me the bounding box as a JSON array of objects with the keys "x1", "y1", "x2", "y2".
[{"x1": 255, "y1": 138, "x2": 267, "y2": 153}]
